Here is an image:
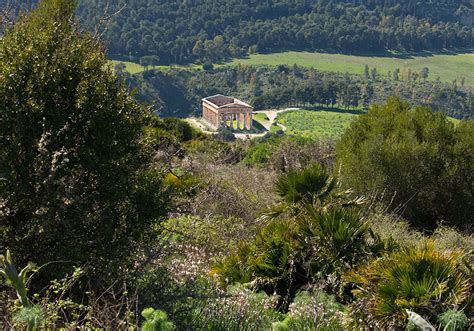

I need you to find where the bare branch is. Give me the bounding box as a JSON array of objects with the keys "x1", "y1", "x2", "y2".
[{"x1": 92, "y1": 0, "x2": 126, "y2": 43}]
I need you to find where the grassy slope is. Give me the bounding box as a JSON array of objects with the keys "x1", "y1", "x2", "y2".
[
  {"x1": 275, "y1": 109, "x2": 360, "y2": 140},
  {"x1": 226, "y1": 51, "x2": 474, "y2": 86},
  {"x1": 109, "y1": 60, "x2": 201, "y2": 74}
]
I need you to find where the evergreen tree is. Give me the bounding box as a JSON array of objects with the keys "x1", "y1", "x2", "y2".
[{"x1": 0, "y1": 0, "x2": 168, "y2": 287}]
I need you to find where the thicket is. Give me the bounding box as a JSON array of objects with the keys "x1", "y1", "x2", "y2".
[
  {"x1": 75, "y1": 0, "x2": 474, "y2": 64},
  {"x1": 337, "y1": 97, "x2": 474, "y2": 230}
]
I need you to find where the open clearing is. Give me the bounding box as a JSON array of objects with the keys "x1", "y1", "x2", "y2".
[
  {"x1": 274, "y1": 109, "x2": 359, "y2": 140},
  {"x1": 109, "y1": 60, "x2": 201, "y2": 74},
  {"x1": 226, "y1": 51, "x2": 474, "y2": 86}
]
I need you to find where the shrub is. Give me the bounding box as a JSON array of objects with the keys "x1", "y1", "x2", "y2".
[
  {"x1": 215, "y1": 128, "x2": 236, "y2": 142},
  {"x1": 346, "y1": 241, "x2": 471, "y2": 329},
  {"x1": 141, "y1": 308, "x2": 175, "y2": 331},
  {"x1": 0, "y1": 0, "x2": 168, "y2": 287},
  {"x1": 284, "y1": 290, "x2": 346, "y2": 331},
  {"x1": 437, "y1": 309, "x2": 469, "y2": 331},
  {"x1": 212, "y1": 207, "x2": 384, "y2": 312},
  {"x1": 336, "y1": 97, "x2": 473, "y2": 229},
  {"x1": 190, "y1": 285, "x2": 282, "y2": 330}
]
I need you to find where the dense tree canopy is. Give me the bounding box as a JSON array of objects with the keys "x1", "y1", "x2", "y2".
[
  {"x1": 336, "y1": 97, "x2": 473, "y2": 229},
  {"x1": 0, "y1": 0, "x2": 168, "y2": 286},
  {"x1": 73, "y1": 0, "x2": 474, "y2": 64}
]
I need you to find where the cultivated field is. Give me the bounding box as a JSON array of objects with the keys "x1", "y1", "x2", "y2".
[{"x1": 226, "y1": 51, "x2": 474, "y2": 86}]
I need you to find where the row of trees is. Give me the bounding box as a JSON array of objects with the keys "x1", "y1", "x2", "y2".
[
  {"x1": 125, "y1": 64, "x2": 474, "y2": 119},
  {"x1": 74, "y1": 0, "x2": 474, "y2": 64}
]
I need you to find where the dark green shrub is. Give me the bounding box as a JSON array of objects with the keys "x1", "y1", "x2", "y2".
[
  {"x1": 215, "y1": 128, "x2": 236, "y2": 142},
  {"x1": 337, "y1": 97, "x2": 473, "y2": 229},
  {"x1": 0, "y1": 0, "x2": 168, "y2": 287}
]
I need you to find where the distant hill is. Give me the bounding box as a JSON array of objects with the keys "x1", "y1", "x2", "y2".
[
  {"x1": 5, "y1": 0, "x2": 473, "y2": 64},
  {"x1": 73, "y1": 0, "x2": 474, "y2": 64}
]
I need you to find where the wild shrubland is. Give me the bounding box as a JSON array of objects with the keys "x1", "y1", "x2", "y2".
[{"x1": 1, "y1": 1, "x2": 472, "y2": 330}]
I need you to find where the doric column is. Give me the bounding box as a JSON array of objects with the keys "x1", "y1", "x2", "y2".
[
  {"x1": 246, "y1": 112, "x2": 252, "y2": 130},
  {"x1": 229, "y1": 114, "x2": 233, "y2": 129},
  {"x1": 236, "y1": 112, "x2": 241, "y2": 130}
]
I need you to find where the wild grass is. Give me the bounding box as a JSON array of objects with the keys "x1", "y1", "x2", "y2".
[{"x1": 275, "y1": 109, "x2": 359, "y2": 140}]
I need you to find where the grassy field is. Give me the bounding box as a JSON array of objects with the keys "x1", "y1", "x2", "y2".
[
  {"x1": 273, "y1": 108, "x2": 462, "y2": 140},
  {"x1": 109, "y1": 60, "x2": 201, "y2": 74},
  {"x1": 275, "y1": 109, "x2": 361, "y2": 140},
  {"x1": 110, "y1": 51, "x2": 474, "y2": 87},
  {"x1": 226, "y1": 51, "x2": 474, "y2": 86}
]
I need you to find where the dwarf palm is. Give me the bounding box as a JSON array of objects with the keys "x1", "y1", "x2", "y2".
[{"x1": 347, "y1": 241, "x2": 471, "y2": 329}]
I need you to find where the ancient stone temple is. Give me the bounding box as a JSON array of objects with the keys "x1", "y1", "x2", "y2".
[{"x1": 202, "y1": 94, "x2": 253, "y2": 130}]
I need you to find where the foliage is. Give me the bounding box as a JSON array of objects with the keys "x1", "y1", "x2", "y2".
[
  {"x1": 337, "y1": 97, "x2": 474, "y2": 229},
  {"x1": 73, "y1": 0, "x2": 474, "y2": 64},
  {"x1": 0, "y1": 0, "x2": 168, "y2": 287},
  {"x1": 274, "y1": 164, "x2": 336, "y2": 207},
  {"x1": 0, "y1": 250, "x2": 42, "y2": 330},
  {"x1": 213, "y1": 206, "x2": 384, "y2": 312},
  {"x1": 141, "y1": 308, "x2": 175, "y2": 331},
  {"x1": 12, "y1": 305, "x2": 44, "y2": 331},
  {"x1": 437, "y1": 309, "x2": 469, "y2": 331},
  {"x1": 282, "y1": 290, "x2": 346, "y2": 331},
  {"x1": 215, "y1": 128, "x2": 236, "y2": 142},
  {"x1": 0, "y1": 250, "x2": 35, "y2": 308},
  {"x1": 346, "y1": 241, "x2": 471, "y2": 329},
  {"x1": 190, "y1": 285, "x2": 282, "y2": 330}
]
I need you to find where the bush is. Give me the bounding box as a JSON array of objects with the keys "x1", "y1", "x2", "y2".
[
  {"x1": 284, "y1": 290, "x2": 346, "y2": 330},
  {"x1": 346, "y1": 241, "x2": 471, "y2": 329},
  {"x1": 190, "y1": 285, "x2": 282, "y2": 330},
  {"x1": 0, "y1": 0, "x2": 168, "y2": 288},
  {"x1": 212, "y1": 207, "x2": 384, "y2": 312},
  {"x1": 141, "y1": 308, "x2": 175, "y2": 331},
  {"x1": 437, "y1": 309, "x2": 469, "y2": 331},
  {"x1": 336, "y1": 97, "x2": 473, "y2": 229},
  {"x1": 215, "y1": 128, "x2": 236, "y2": 142}
]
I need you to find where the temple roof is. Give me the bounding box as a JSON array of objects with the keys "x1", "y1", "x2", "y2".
[{"x1": 202, "y1": 94, "x2": 253, "y2": 109}]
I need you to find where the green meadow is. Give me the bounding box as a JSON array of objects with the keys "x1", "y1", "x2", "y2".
[
  {"x1": 274, "y1": 109, "x2": 360, "y2": 140},
  {"x1": 226, "y1": 51, "x2": 474, "y2": 86},
  {"x1": 109, "y1": 60, "x2": 201, "y2": 74}
]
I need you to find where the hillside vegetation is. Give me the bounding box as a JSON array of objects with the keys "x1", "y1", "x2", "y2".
[
  {"x1": 75, "y1": 0, "x2": 474, "y2": 64},
  {"x1": 1, "y1": 1, "x2": 473, "y2": 330}
]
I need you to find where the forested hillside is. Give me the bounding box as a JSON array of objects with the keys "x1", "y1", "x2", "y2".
[{"x1": 74, "y1": 0, "x2": 474, "y2": 64}]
